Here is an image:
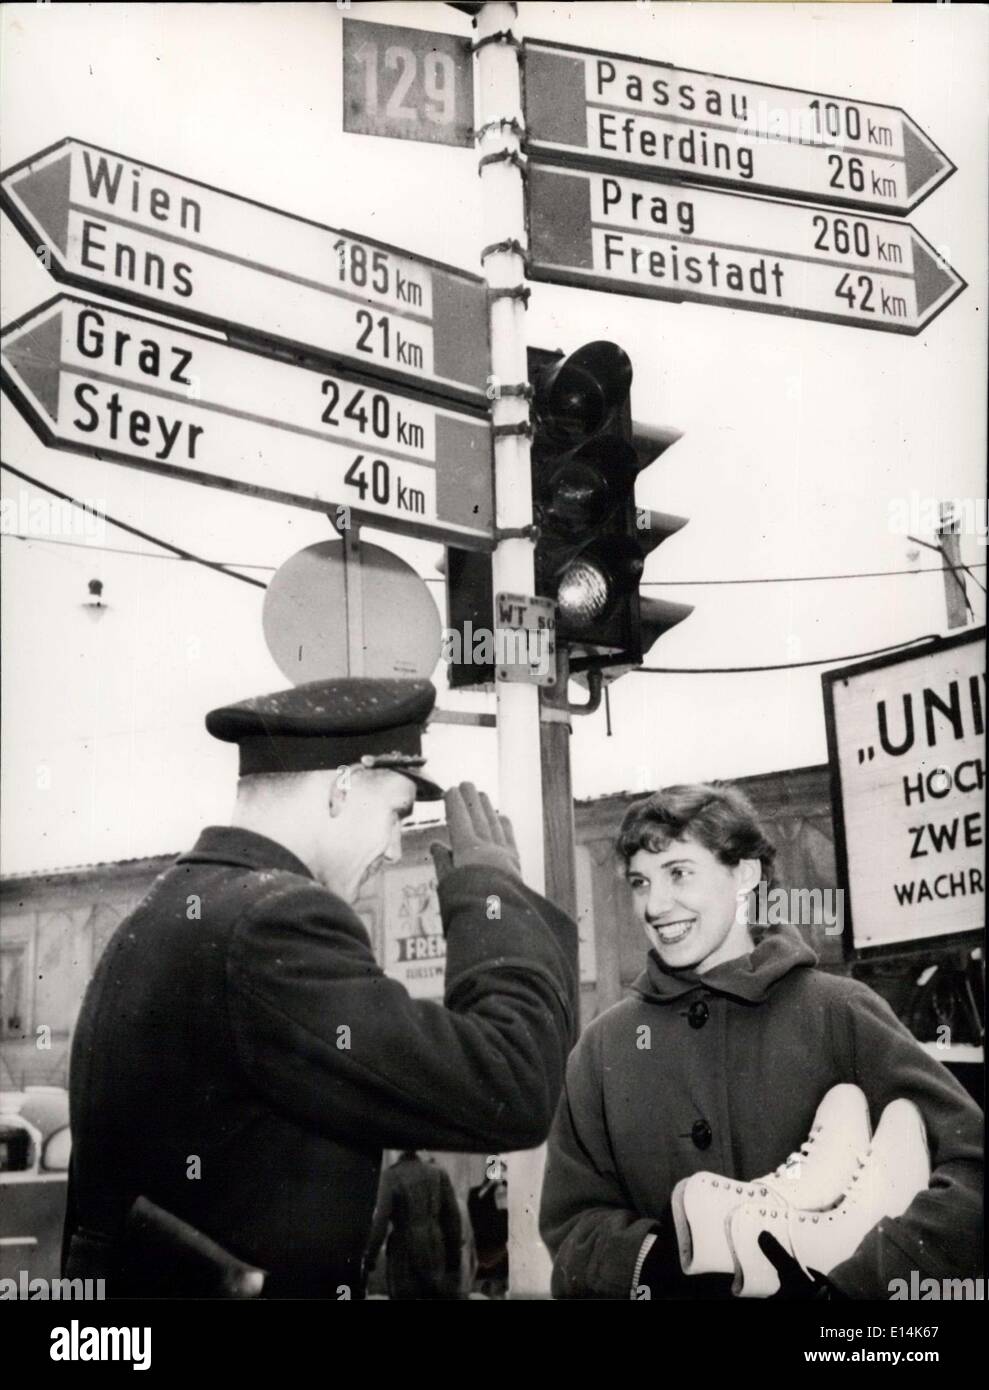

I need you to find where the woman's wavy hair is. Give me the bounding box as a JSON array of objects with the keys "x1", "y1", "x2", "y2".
[{"x1": 616, "y1": 782, "x2": 778, "y2": 889}]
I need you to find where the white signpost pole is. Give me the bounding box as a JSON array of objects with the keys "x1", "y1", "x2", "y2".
[{"x1": 474, "y1": 0, "x2": 552, "y2": 1298}]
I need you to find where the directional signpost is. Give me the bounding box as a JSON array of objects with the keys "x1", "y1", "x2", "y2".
[
  {"x1": 0, "y1": 138, "x2": 490, "y2": 409},
  {"x1": 0, "y1": 296, "x2": 494, "y2": 548},
  {"x1": 524, "y1": 39, "x2": 956, "y2": 215},
  {"x1": 527, "y1": 163, "x2": 965, "y2": 335}
]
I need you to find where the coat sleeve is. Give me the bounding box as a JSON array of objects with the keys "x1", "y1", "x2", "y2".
[
  {"x1": 539, "y1": 1023, "x2": 660, "y2": 1299},
  {"x1": 827, "y1": 980, "x2": 984, "y2": 1299},
  {"x1": 226, "y1": 865, "x2": 578, "y2": 1155}
]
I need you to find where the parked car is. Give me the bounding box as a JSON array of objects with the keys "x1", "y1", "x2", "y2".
[{"x1": 0, "y1": 1086, "x2": 70, "y2": 1283}]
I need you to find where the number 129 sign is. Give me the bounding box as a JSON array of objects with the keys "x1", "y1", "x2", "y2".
[{"x1": 342, "y1": 19, "x2": 474, "y2": 149}]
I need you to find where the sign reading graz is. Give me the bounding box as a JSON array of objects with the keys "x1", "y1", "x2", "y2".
[{"x1": 0, "y1": 138, "x2": 490, "y2": 408}]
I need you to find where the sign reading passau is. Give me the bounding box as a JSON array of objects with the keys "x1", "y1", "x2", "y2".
[
  {"x1": 524, "y1": 39, "x2": 955, "y2": 215},
  {"x1": 0, "y1": 138, "x2": 489, "y2": 407},
  {"x1": 823, "y1": 629, "x2": 985, "y2": 951}
]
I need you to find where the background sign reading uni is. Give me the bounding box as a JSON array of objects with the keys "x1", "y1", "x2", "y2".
[
  {"x1": 382, "y1": 862, "x2": 445, "y2": 1001},
  {"x1": 0, "y1": 296, "x2": 494, "y2": 548},
  {"x1": 0, "y1": 138, "x2": 490, "y2": 408},
  {"x1": 823, "y1": 629, "x2": 986, "y2": 951},
  {"x1": 523, "y1": 38, "x2": 955, "y2": 215},
  {"x1": 342, "y1": 18, "x2": 475, "y2": 148}
]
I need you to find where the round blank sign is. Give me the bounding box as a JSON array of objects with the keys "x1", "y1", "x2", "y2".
[{"x1": 262, "y1": 539, "x2": 441, "y2": 683}]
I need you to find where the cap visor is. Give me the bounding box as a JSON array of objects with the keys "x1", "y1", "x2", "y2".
[{"x1": 405, "y1": 771, "x2": 445, "y2": 802}]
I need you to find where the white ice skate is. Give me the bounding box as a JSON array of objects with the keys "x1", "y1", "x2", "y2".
[
  {"x1": 727, "y1": 1097, "x2": 931, "y2": 1297},
  {"x1": 672, "y1": 1083, "x2": 872, "y2": 1276}
]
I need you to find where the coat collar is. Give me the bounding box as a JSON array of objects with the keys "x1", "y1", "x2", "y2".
[
  {"x1": 176, "y1": 826, "x2": 315, "y2": 880},
  {"x1": 629, "y1": 924, "x2": 818, "y2": 1005}
]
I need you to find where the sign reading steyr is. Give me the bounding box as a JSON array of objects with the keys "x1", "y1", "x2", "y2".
[
  {"x1": 524, "y1": 39, "x2": 955, "y2": 216},
  {"x1": 823, "y1": 629, "x2": 986, "y2": 951},
  {"x1": 0, "y1": 138, "x2": 490, "y2": 408},
  {"x1": 527, "y1": 163, "x2": 964, "y2": 335},
  {"x1": 0, "y1": 297, "x2": 494, "y2": 549}
]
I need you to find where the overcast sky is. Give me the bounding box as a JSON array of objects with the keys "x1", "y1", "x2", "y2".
[{"x1": 1, "y1": 1, "x2": 986, "y2": 874}]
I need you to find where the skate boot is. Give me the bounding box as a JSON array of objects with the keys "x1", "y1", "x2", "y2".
[
  {"x1": 727, "y1": 1097, "x2": 931, "y2": 1297},
  {"x1": 672, "y1": 1083, "x2": 871, "y2": 1276}
]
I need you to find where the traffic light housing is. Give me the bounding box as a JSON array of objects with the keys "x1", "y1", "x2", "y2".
[{"x1": 445, "y1": 341, "x2": 692, "y2": 688}]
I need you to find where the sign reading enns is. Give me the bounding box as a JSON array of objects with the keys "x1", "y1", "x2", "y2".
[
  {"x1": 0, "y1": 138, "x2": 489, "y2": 407},
  {"x1": 823, "y1": 629, "x2": 985, "y2": 950}
]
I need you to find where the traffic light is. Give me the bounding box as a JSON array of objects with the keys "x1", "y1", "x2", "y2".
[
  {"x1": 444, "y1": 341, "x2": 692, "y2": 689},
  {"x1": 528, "y1": 341, "x2": 692, "y2": 674}
]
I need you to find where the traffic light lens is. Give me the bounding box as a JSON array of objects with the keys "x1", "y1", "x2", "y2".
[
  {"x1": 547, "y1": 462, "x2": 615, "y2": 532},
  {"x1": 557, "y1": 559, "x2": 611, "y2": 630}
]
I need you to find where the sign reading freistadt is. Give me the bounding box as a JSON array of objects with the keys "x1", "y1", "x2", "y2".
[
  {"x1": 823, "y1": 628, "x2": 985, "y2": 951},
  {"x1": 526, "y1": 162, "x2": 964, "y2": 336}
]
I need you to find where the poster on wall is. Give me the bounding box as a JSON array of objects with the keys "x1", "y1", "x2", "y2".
[
  {"x1": 381, "y1": 861, "x2": 445, "y2": 999},
  {"x1": 823, "y1": 626, "x2": 985, "y2": 951}
]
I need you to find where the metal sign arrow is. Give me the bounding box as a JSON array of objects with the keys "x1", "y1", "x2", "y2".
[
  {"x1": 0, "y1": 137, "x2": 490, "y2": 408},
  {"x1": 524, "y1": 39, "x2": 956, "y2": 216},
  {"x1": 1, "y1": 296, "x2": 494, "y2": 548},
  {"x1": 527, "y1": 163, "x2": 965, "y2": 336}
]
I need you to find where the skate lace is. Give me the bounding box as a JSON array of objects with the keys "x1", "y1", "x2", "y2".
[
  {"x1": 771, "y1": 1123, "x2": 821, "y2": 1179},
  {"x1": 820, "y1": 1148, "x2": 872, "y2": 1221}
]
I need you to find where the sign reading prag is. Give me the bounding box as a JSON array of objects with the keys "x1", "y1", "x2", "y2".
[
  {"x1": 0, "y1": 297, "x2": 494, "y2": 548},
  {"x1": 527, "y1": 163, "x2": 964, "y2": 336},
  {"x1": 823, "y1": 629, "x2": 985, "y2": 951}
]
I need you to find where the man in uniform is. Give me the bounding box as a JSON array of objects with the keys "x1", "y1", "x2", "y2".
[{"x1": 63, "y1": 676, "x2": 577, "y2": 1298}]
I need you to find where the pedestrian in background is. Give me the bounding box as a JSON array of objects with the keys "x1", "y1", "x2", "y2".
[{"x1": 365, "y1": 1152, "x2": 462, "y2": 1300}]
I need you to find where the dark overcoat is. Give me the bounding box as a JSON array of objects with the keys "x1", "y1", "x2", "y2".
[
  {"x1": 63, "y1": 826, "x2": 577, "y2": 1297},
  {"x1": 365, "y1": 1155, "x2": 463, "y2": 1299}
]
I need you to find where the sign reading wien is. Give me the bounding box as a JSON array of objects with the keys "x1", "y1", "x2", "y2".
[
  {"x1": 0, "y1": 138, "x2": 489, "y2": 409},
  {"x1": 823, "y1": 629, "x2": 985, "y2": 950}
]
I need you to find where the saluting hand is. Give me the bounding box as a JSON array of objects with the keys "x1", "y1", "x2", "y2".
[{"x1": 430, "y1": 782, "x2": 521, "y2": 882}]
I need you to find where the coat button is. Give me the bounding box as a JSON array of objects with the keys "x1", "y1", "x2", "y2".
[
  {"x1": 691, "y1": 1120, "x2": 713, "y2": 1151},
  {"x1": 687, "y1": 999, "x2": 710, "y2": 1029}
]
